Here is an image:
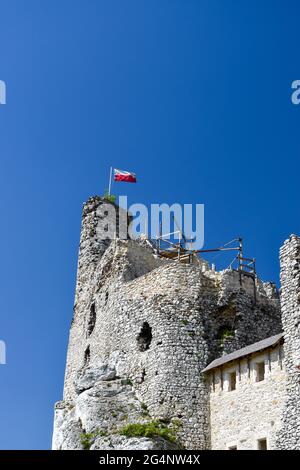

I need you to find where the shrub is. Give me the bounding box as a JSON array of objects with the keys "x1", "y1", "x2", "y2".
[
  {"x1": 80, "y1": 432, "x2": 95, "y2": 450},
  {"x1": 118, "y1": 420, "x2": 177, "y2": 443},
  {"x1": 220, "y1": 328, "x2": 234, "y2": 343},
  {"x1": 123, "y1": 378, "x2": 133, "y2": 386},
  {"x1": 80, "y1": 429, "x2": 108, "y2": 450},
  {"x1": 103, "y1": 192, "x2": 116, "y2": 204}
]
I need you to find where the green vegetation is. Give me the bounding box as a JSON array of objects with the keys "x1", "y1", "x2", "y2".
[
  {"x1": 103, "y1": 191, "x2": 116, "y2": 204},
  {"x1": 123, "y1": 378, "x2": 133, "y2": 386},
  {"x1": 220, "y1": 328, "x2": 235, "y2": 343},
  {"x1": 171, "y1": 418, "x2": 182, "y2": 429},
  {"x1": 81, "y1": 419, "x2": 182, "y2": 449},
  {"x1": 80, "y1": 432, "x2": 96, "y2": 450},
  {"x1": 118, "y1": 420, "x2": 177, "y2": 443},
  {"x1": 80, "y1": 430, "x2": 108, "y2": 450}
]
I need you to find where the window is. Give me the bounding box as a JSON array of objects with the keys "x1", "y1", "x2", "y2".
[
  {"x1": 257, "y1": 438, "x2": 267, "y2": 450},
  {"x1": 229, "y1": 371, "x2": 236, "y2": 391},
  {"x1": 228, "y1": 445, "x2": 237, "y2": 450},
  {"x1": 256, "y1": 362, "x2": 265, "y2": 382}
]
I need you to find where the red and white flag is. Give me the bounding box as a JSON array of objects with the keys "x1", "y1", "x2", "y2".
[{"x1": 114, "y1": 168, "x2": 137, "y2": 183}]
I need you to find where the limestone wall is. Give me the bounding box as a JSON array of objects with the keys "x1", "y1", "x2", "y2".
[
  {"x1": 208, "y1": 344, "x2": 286, "y2": 449},
  {"x1": 276, "y1": 235, "x2": 300, "y2": 449},
  {"x1": 53, "y1": 196, "x2": 282, "y2": 450}
]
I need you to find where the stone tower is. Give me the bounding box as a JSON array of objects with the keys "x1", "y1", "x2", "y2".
[
  {"x1": 276, "y1": 235, "x2": 300, "y2": 448},
  {"x1": 52, "y1": 196, "x2": 282, "y2": 450}
]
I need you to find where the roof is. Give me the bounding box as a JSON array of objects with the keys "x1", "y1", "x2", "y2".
[{"x1": 202, "y1": 332, "x2": 284, "y2": 373}]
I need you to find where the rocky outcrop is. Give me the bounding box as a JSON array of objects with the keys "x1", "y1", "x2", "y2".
[
  {"x1": 53, "y1": 358, "x2": 178, "y2": 450},
  {"x1": 90, "y1": 436, "x2": 177, "y2": 450}
]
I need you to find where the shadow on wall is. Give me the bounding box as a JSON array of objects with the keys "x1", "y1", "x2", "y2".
[{"x1": 137, "y1": 322, "x2": 152, "y2": 352}]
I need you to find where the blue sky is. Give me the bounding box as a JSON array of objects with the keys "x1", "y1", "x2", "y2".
[{"x1": 0, "y1": 0, "x2": 299, "y2": 449}]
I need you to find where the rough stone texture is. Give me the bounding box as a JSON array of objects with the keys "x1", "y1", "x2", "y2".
[
  {"x1": 276, "y1": 235, "x2": 300, "y2": 449},
  {"x1": 90, "y1": 436, "x2": 178, "y2": 450},
  {"x1": 208, "y1": 344, "x2": 286, "y2": 449},
  {"x1": 53, "y1": 196, "x2": 282, "y2": 450},
  {"x1": 52, "y1": 401, "x2": 83, "y2": 450},
  {"x1": 53, "y1": 364, "x2": 178, "y2": 450}
]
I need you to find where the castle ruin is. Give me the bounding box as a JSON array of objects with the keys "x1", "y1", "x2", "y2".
[{"x1": 52, "y1": 196, "x2": 300, "y2": 450}]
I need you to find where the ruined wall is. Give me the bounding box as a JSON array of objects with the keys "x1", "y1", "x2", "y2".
[
  {"x1": 53, "y1": 197, "x2": 282, "y2": 450},
  {"x1": 209, "y1": 344, "x2": 286, "y2": 450},
  {"x1": 276, "y1": 235, "x2": 300, "y2": 449}
]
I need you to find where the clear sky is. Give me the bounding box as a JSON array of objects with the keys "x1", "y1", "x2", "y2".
[{"x1": 0, "y1": 0, "x2": 299, "y2": 449}]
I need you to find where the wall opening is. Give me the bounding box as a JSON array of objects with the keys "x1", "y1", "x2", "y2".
[
  {"x1": 257, "y1": 438, "x2": 267, "y2": 450},
  {"x1": 255, "y1": 361, "x2": 265, "y2": 382},
  {"x1": 84, "y1": 345, "x2": 90, "y2": 367},
  {"x1": 228, "y1": 445, "x2": 237, "y2": 450},
  {"x1": 228, "y1": 371, "x2": 236, "y2": 391},
  {"x1": 137, "y1": 322, "x2": 152, "y2": 351},
  {"x1": 87, "y1": 303, "x2": 96, "y2": 336}
]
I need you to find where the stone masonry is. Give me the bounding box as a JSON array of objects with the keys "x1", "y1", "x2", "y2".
[
  {"x1": 276, "y1": 235, "x2": 300, "y2": 448},
  {"x1": 207, "y1": 339, "x2": 286, "y2": 449},
  {"x1": 52, "y1": 196, "x2": 284, "y2": 450}
]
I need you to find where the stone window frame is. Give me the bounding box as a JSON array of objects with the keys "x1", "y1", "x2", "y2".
[
  {"x1": 253, "y1": 354, "x2": 267, "y2": 384},
  {"x1": 228, "y1": 371, "x2": 237, "y2": 391},
  {"x1": 208, "y1": 346, "x2": 284, "y2": 393},
  {"x1": 223, "y1": 365, "x2": 238, "y2": 392},
  {"x1": 255, "y1": 436, "x2": 268, "y2": 450}
]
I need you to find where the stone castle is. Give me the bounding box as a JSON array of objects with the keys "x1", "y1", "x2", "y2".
[{"x1": 52, "y1": 196, "x2": 300, "y2": 450}]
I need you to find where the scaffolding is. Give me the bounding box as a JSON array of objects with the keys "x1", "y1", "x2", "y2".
[{"x1": 154, "y1": 233, "x2": 257, "y2": 298}]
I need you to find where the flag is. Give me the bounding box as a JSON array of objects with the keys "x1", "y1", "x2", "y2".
[{"x1": 114, "y1": 168, "x2": 137, "y2": 183}]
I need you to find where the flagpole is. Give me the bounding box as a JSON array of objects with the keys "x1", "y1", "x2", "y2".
[{"x1": 108, "y1": 167, "x2": 113, "y2": 195}]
